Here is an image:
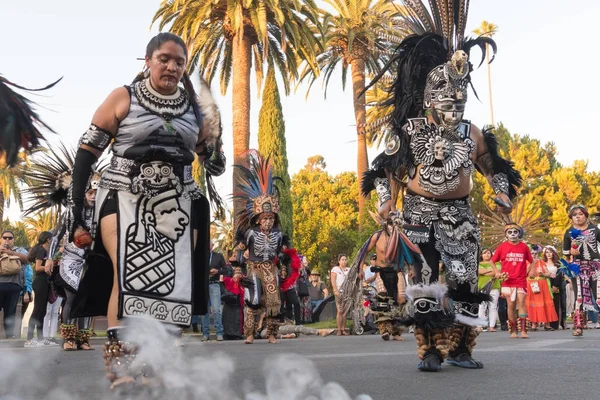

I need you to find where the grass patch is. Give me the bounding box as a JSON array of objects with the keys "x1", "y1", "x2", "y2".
[{"x1": 304, "y1": 320, "x2": 352, "y2": 329}]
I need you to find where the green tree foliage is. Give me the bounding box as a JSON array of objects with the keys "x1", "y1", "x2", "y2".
[
  {"x1": 258, "y1": 66, "x2": 294, "y2": 240},
  {"x1": 473, "y1": 123, "x2": 600, "y2": 247},
  {"x1": 291, "y1": 156, "x2": 377, "y2": 276}
]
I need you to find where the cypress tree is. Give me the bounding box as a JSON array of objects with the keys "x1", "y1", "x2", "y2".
[{"x1": 258, "y1": 66, "x2": 294, "y2": 240}]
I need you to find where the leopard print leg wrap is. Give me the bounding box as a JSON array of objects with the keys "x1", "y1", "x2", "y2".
[
  {"x1": 244, "y1": 308, "x2": 258, "y2": 338},
  {"x1": 378, "y1": 321, "x2": 392, "y2": 335},
  {"x1": 266, "y1": 317, "x2": 279, "y2": 338}
]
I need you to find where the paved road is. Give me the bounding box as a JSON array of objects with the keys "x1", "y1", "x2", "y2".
[{"x1": 1, "y1": 329, "x2": 599, "y2": 400}]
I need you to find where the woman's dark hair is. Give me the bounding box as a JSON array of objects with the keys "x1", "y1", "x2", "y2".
[
  {"x1": 28, "y1": 231, "x2": 53, "y2": 263},
  {"x1": 542, "y1": 247, "x2": 560, "y2": 264},
  {"x1": 338, "y1": 254, "x2": 347, "y2": 262},
  {"x1": 480, "y1": 248, "x2": 492, "y2": 262},
  {"x1": 132, "y1": 33, "x2": 201, "y2": 129}
]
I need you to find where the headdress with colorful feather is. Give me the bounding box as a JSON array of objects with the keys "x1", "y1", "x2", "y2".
[{"x1": 233, "y1": 150, "x2": 282, "y2": 235}]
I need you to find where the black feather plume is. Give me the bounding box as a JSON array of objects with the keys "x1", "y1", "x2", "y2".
[
  {"x1": 478, "y1": 127, "x2": 522, "y2": 199},
  {"x1": 0, "y1": 76, "x2": 61, "y2": 166},
  {"x1": 21, "y1": 141, "x2": 75, "y2": 217}
]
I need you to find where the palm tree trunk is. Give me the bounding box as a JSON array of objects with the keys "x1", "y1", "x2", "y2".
[
  {"x1": 232, "y1": 35, "x2": 252, "y2": 225},
  {"x1": 351, "y1": 58, "x2": 368, "y2": 227},
  {"x1": 0, "y1": 188, "x2": 4, "y2": 225},
  {"x1": 486, "y1": 45, "x2": 494, "y2": 126}
]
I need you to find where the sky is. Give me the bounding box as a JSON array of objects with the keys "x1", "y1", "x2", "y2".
[{"x1": 2, "y1": 0, "x2": 599, "y2": 220}]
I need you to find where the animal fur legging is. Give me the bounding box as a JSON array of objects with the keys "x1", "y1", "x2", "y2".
[{"x1": 245, "y1": 308, "x2": 279, "y2": 338}]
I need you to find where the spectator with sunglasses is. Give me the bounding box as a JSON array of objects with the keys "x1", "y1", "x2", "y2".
[
  {"x1": 491, "y1": 223, "x2": 533, "y2": 339},
  {"x1": 0, "y1": 230, "x2": 29, "y2": 338}
]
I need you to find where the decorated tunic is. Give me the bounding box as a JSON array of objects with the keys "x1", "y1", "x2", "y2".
[
  {"x1": 406, "y1": 118, "x2": 476, "y2": 197},
  {"x1": 90, "y1": 79, "x2": 203, "y2": 326}
]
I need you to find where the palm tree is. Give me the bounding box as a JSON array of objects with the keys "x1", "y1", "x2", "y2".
[
  {"x1": 473, "y1": 21, "x2": 498, "y2": 126},
  {"x1": 152, "y1": 0, "x2": 322, "y2": 222},
  {"x1": 0, "y1": 152, "x2": 28, "y2": 224},
  {"x1": 298, "y1": 0, "x2": 410, "y2": 223},
  {"x1": 23, "y1": 210, "x2": 56, "y2": 245}
]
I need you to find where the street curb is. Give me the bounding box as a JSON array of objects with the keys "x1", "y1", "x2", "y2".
[{"x1": 0, "y1": 334, "x2": 211, "y2": 349}]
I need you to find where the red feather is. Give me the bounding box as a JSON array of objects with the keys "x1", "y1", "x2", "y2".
[{"x1": 280, "y1": 248, "x2": 301, "y2": 291}]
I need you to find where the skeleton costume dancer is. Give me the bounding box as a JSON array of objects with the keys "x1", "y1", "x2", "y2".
[
  {"x1": 361, "y1": 1, "x2": 522, "y2": 371},
  {"x1": 233, "y1": 151, "x2": 296, "y2": 345},
  {"x1": 68, "y1": 33, "x2": 226, "y2": 388},
  {"x1": 562, "y1": 204, "x2": 600, "y2": 337},
  {"x1": 21, "y1": 144, "x2": 99, "y2": 351}
]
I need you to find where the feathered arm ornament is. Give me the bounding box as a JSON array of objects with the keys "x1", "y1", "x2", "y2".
[
  {"x1": 475, "y1": 127, "x2": 522, "y2": 199},
  {"x1": 195, "y1": 75, "x2": 225, "y2": 218},
  {"x1": 0, "y1": 76, "x2": 61, "y2": 166}
]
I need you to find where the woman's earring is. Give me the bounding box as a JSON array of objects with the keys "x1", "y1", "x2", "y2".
[{"x1": 143, "y1": 69, "x2": 150, "y2": 78}]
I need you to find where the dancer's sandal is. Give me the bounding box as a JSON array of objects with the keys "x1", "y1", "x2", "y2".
[{"x1": 572, "y1": 328, "x2": 583, "y2": 337}]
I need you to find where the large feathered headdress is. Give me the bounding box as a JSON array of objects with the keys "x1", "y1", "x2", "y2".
[
  {"x1": 233, "y1": 150, "x2": 282, "y2": 235},
  {"x1": 21, "y1": 142, "x2": 103, "y2": 219},
  {"x1": 0, "y1": 76, "x2": 61, "y2": 167},
  {"x1": 479, "y1": 195, "x2": 550, "y2": 249},
  {"x1": 363, "y1": 1, "x2": 496, "y2": 181}
]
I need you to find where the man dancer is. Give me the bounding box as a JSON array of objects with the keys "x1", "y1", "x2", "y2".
[
  {"x1": 234, "y1": 151, "x2": 297, "y2": 344},
  {"x1": 491, "y1": 224, "x2": 533, "y2": 338},
  {"x1": 361, "y1": 1, "x2": 521, "y2": 371}
]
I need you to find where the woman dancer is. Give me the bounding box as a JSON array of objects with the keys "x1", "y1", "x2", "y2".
[{"x1": 68, "y1": 32, "x2": 225, "y2": 386}]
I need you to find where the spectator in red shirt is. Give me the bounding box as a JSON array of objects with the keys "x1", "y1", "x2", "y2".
[{"x1": 491, "y1": 223, "x2": 533, "y2": 339}]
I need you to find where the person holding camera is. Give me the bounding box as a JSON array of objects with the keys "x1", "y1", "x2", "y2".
[{"x1": 0, "y1": 230, "x2": 29, "y2": 338}]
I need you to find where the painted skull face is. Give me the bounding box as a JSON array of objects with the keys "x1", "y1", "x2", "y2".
[
  {"x1": 259, "y1": 212, "x2": 275, "y2": 232},
  {"x1": 432, "y1": 100, "x2": 466, "y2": 130},
  {"x1": 433, "y1": 139, "x2": 450, "y2": 160},
  {"x1": 506, "y1": 228, "x2": 520, "y2": 243}
]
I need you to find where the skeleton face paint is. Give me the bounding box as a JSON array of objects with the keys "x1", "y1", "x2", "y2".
[
  {"x1": 259, "y1": 213, "x2": 275, "y2": 232},
  {"x1": 432, "y1": 101, "x2": 466, "y2": 130},
  {"x1": 506, "y1": 228, "x2": 520, "y2": 243}
]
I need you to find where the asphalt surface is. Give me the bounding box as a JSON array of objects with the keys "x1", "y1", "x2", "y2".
[{"x1": 1, "y1": 328, "x2": 599, "y2": 400}]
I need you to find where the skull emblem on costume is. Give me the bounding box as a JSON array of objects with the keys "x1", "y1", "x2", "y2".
[
  {"x1": 433, "y1": 139, "x2": 450, "y2": 161},
  {"x1": 449, "y1": 260, "x2": 467, "y2": 277},
  {"x1": 132, "y1": 161, "x2": 182, "y2": 195}
]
